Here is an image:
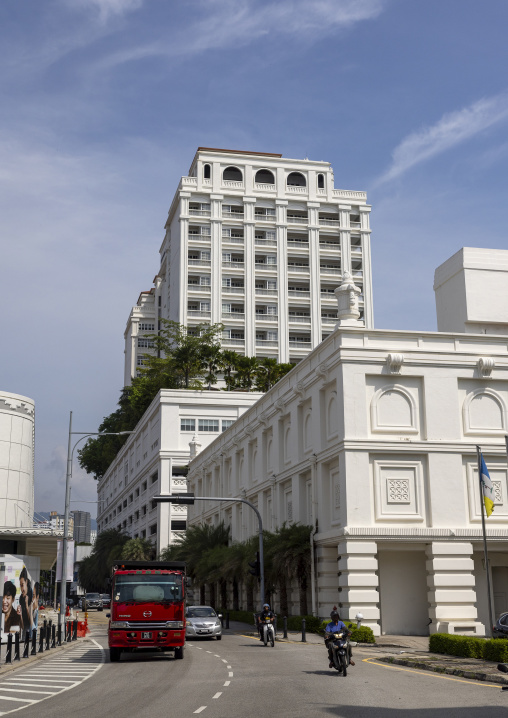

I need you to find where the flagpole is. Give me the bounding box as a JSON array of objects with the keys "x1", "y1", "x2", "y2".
[{"x1": 477, "y1": 445, "x2": 494, "y2": 637}]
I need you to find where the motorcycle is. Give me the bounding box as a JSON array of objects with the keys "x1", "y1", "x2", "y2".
[
  {"x1": 497, "y1": 663, "x2": 508, "y2": 690},
  {"x1": 260, "y1": 617, "x2": 275, "y2": 647},
  {"x1": 325, "y1": 631, "x2": 350, "y2": 676}
]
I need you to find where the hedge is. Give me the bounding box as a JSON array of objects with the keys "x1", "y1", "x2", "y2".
[
  {"x1": 429, "y1": 633, "x2": 508, "y2": 662},
  {"x1": 319, "y1": 619, "x2": 376, "y2": 644}
]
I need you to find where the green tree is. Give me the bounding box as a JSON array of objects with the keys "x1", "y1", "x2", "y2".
[
  {"x1": 121, "y1": 537, "x2": 156, "y2": 561},
  {"x1": 235, "y1": 355, "x2": 259, "y2": 390},
  {"x1": 254, "y1": 357, "x2": 281, "y2": 391},
  {"x1": 78, "y1": 529, "x2": 130, "y2": 592},
  {"x1": 221, "y1": 350, "x2": 240, "y2": 391},
  {"x1": 271, "y1": 523, "x2": 312, "y2": 615},
  {"x1": 200, "y1": 341, "x2": 224, "y2": 390}
]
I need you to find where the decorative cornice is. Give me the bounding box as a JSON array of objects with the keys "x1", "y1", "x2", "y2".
[
  {"x1": 478, "y1": 357, "x2": 495, "y2": 378},
  {"x1": 386, "y1": 353, "x2": 404, "y2": 374}
]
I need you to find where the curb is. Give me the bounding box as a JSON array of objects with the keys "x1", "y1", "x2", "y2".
[
  {"x1": 378, "y1": 655, "x2": 508, "y2": 685},
  {"x1": 0, "y1": 637, "x2": 91, "y2": 677}
]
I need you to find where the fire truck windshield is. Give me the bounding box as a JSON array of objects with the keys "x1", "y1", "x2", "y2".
[{"x1": 113, "y1": 574, "x2": 183, "y2": 603}]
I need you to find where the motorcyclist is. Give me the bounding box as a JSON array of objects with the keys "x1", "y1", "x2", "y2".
[
  {"x1": 256, "y1": 603, "x2": 275, "y2": 641},
  {"x1": 324, "y1": 610, "x2": 355, "y2": 668}
]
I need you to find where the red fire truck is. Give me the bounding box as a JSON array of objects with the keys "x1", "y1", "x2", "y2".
[{"x1": 108, "y1": 560, "x2": 187, "y2": 662}]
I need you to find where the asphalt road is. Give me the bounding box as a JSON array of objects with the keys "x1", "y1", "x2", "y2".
[{"x1": 2, "y1": 624, "x2": 508, "y2": 718}]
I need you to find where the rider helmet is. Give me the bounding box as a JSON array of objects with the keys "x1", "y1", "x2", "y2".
[
  {"x1": 263, "y1": 603, "x2": 270, "y2": 610},
  {"x1": 330, "y1": 610, "x2": 340, "y2": 622}
]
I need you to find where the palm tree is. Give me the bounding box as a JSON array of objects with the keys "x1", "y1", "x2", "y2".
[
  {"x1": 254, "y1": 357, "x2": 281, "y2": 392},
  {"x1": 236, "y1": 356, "x2": 259, "y2": 390},
  {"x1": 272, "y1": 523, "x2": 312, "y2": 615},
  {"x1": 78, "y1": 529, "x2": 130, "y2": 592},
  {"x1": 200, "y1": 343, "x2": 224, "y2": 390},
  {"x1": 221, "y1": 350, "x2": 241, "y2": 391},
  {"x1": 121, "y1": 537, "x2": 155, "y2": 560}
]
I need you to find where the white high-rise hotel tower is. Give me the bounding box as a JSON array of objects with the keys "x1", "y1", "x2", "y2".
[{"x1": 124, "y1": 148, "x2": 373, "y2": 383}]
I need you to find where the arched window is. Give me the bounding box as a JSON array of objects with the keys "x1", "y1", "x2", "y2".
[
  {"x1": 255, "y1": 169, "x2": 275, "y2": 184},
  {"x1": 287, "y1": 172, "x2": 306, "y2": 187},
  {"x1": 223, "y1": 166, "x2": 243, "y2": 182},
  {"x1": 204, "y1": 164, "x2": 211, "y2": 179},
  {"x1": 317, "y1": 173, "x2": 325, "y2": 189}
]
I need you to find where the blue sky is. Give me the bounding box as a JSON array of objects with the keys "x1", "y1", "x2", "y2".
[{"x1": 2, "y1": 0, "x2": 508, "y2": 516}]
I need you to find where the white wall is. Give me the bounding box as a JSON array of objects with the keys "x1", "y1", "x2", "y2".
[
  {"x1": 0, "y1": 392, "x2": 34, "y2": 528},
  {"x1": 378, "y1": 549, "x2": 429, "y2": 635}
]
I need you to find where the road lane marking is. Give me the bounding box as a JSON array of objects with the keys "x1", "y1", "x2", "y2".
[
  {"x1": 206, "y1": 651, "x2": 212, "y2": 654},
  {"x1": 214, "y1": 654, "x2": 220, "y2": 657},
  {"x1": 194, "y1": 707, "x2": 207, "y2": 713},
  {"x1": 0, "y1": 689, "x2": 54, "y2": 695},
  {"x1": 0, "y1": 696, "x2": 36, "y2": 703},
  {"x1": 224, "y1": 681, "x2": 230, "y2": 687},
  {"x1": 227, "y1": 665, "x2": 231, "y2": 669},
  {"x1": 212, "y1": 692, "x2": 222, "y2": 699},
  {"x1": 222, "y1": 659, "x2": 227, "y2": 663},
  {"x1": 228, "y1": 672, "x2": 233, "y2": 677},
  {"x1": 363, "y1": 658, "x2": 500, "y2": 689}
]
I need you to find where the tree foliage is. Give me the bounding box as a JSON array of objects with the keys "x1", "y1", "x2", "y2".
[
  {"x1": 78, "y1": 529, "x2": 130, "y2": 592},
  {"x1": 78, "y1": 322, "x2": 294, "y2": 480}
]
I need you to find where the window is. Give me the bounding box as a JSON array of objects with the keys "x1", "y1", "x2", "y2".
[
  {"x1": 267, "y1": 331, "x2": 278, "y2": 341},
  {"x1": 223, "y1": 166, "x2": 243, "y2": 182},
  {"x1": 255, "y1": 169, "x2": 275, "y2": 184},
  {"x1": 204, "y1": 163, "x2": 211, "y2": 179},
  {"x1": 123, "y1": 500, "x2": 127, "y2": 508},
  {"x1": 199, "y1": 419, "x2": 219, "y2": 432},
  {"x1": 141, "y1": 530, "x2": 146, "y2": 538},
  {"x1": 222, "y1": 278, "x2": 231, "y2": 287},
  {"x1": 139, "y1": 323, "x2": 155, "y2": 331},
  {"x1": 171, "y1": 520, "x2": 187, "y2": 531},
  {"x1": 135, "y1": 511, "x2": 139, "y2": 521},
  {"x1": 200, "y1": 276, "x2": 211, "y2": 286},
  {"x1": 287, "y1": 172, "x2": 306, "y2": 187},
  {"x1": 222, "y1": 420, "x2": 234, "y2": 432},
  {"x1": 266, "y1": 255, "x2": 277, "y2": 265},
  {"x1": 267, "y1": 305, "x2": 277, "y2": 315},
  {"x1": 142, "y1": 481, "x2": 147, "y2": 492},
  {"x1": 267, "y1": 280, "x2": 277, "y2": 289},
  {"x1": 142, "y1": 505, "x2": 147, "y2": 516},
  {"x1": 201, "y1": 251, "x2": 211, "y2": 261},
  {"x1": 151, "y1": 471, "x2": 158, "y2": 484},
  {"x1": 200, "y1": 301, "x2": 210, "y2": 311},
  {"x1": 317, "y1": 174, "x2": 325, "y2": 189},
  {"x1": 129, "y1": 494, "x2": 133, "y2": 503},
  {"x1": 137, "y1": 356, "x2": 146, "y2": 366},
  {"x1": 181, "y1": 418, "x2": 196, "y2": 432},
  {"x1": 138, "y1": 338, "x2": 154, "y2": 348},
  {"x1": 151, "y1": 500, "x2": 157, "y2": 510},
  {"x1": 135, "y1": 488, "x2": 139, "y2": 497},
  {"x1": 150, "y1": 524, "x2": 157, "y2": 536}
]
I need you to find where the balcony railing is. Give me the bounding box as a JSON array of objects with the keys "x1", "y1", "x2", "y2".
[
  {"x1": 255, "y1": 239, "x2": 277, "y2": 247},
  {"x1": 256, "y1": 339, "x2": 278, "y2": 347},
  {"x1": 255, "y1": 183, "x2": 276, "y2": 191},
  {"x1": 288, "y1": 290, "x2": 310, "y2": 297},
  {"x1": 319, "y1": 241, "x2": 341, "y2": 249},
  {"x1": 187, "y1": 310, "x2": 211, "y2": 318},
  {"x1": 222, "y1": 236, "x2": 244, "y2": 243},
  {"x1": 222, "y1": 210, "x2": 244, "y2": 219},
  {"x1": 255, "y1": 262, "x2": 277, "y2": 269},
  {"x1": 188, "y1": 284, "x2": 211, "y2": 292},
  {"x1": 321, "y1": 316, "x2": 337, "y2": 323},
  {"x1": 286, "y1": 186, "x2": 308, "y2": 193},
  {"x1": 319, "y1": 218, "x2": 340, "y2": 226},
  {"x1": 222, "y1": 181, "x2": 244, "y2": 189},
  {"x1": 255, "y1": 287, "x2": 278, "y2": 295},
  {"x1": 320, "y1": 266, "x2": 341, "y2": 274},
  {"x1": 255, "y1": 314, "x2": 278, "y2": 321},
  {"x1": 181, "y1": 176, "x2": 197, "y2": 187},
  {"x1": 222, "y1": 261, "x2": 244, "y2": 268},
  {"x1": 188, "y1": 259, "x2": 211, "y2": 266},
  {"x1": 288, "y1": 315, "x2": 311, "y2": 323},
  {"x1": 222, "y1": 286, "x2": 245, "y2": 293},
  {"x1": 189, "y1": 209, "x2": 211, "y2": 216},
  {"x1": 287, "y1": 240, "x2": 309, "y2": 248},
  {"x1": 222, "y1": 338, "x2": 245, "y2": 346},
  {"x1": 353, "y1": 270, "x2": 363, "y2": 278},
  {"x1": 332, "y1": 189, "x2": 367, "y2": 200},
  {"x1": 254, "y1": 213, "x2": 276, "y2": 222},
  {"x1": 287, "y1": 216, "x2": 308, "y2": 224},
  {"x1": 350, "y1": 221, "x2": 362, "y2": 228},
  {"x1": 288, "y1": 265, "x2": 309, "y2": 272},
  {"x1": 289, "y1": 339, "x2": 311, "y2": 347},
  {"x1": 188, "y1": 234, "x2": 211, "y2": 241},
  {"x1": 222, "y1": 312, "x2": 245, "y2": 319}
]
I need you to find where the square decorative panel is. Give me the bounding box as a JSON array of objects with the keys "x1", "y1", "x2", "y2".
[
  {"x1": 387, "y1": 478, "x2": 410, "y2": 504},
  {"x1": 373, "y1": 459, "x2": 425, "y2": 522}
]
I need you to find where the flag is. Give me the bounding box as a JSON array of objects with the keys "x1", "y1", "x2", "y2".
[{"x1": 480, "y1": 454, "x2": 495, "y2": 518}]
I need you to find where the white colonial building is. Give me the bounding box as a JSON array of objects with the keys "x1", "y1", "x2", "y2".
[
  {"x1": 186, "y1": 250, "x2": 508, "y2": 636},
  {"x1": 123, "y1": 147, "x2": 373, "y2": 384},
  {"x1": 96, "y1": 389, "x2": 262, "y2": 553}
]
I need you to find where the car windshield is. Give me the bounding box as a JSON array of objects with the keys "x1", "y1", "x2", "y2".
[
  {"x1": 113, "y1": 574, "x2": 183, "y2": 603},
  {"x1": 86, "y1": 594, "x2": 100, "y2": 600},
  {"x1": 187, "y1": 607, "x2": 216, "y2": 618},
  {"x1": 100, "y1": 595, "x2": 110, "y2": 600}
]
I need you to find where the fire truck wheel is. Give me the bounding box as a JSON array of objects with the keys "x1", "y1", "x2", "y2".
[
  {"x1": 174, "y1": 646, "x2": 184, "y2": 659},
  {"x1": 109, "y1": 648, "x2": 121, "y2": 663}
]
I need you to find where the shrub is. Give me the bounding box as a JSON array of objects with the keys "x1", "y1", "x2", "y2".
[
  {"x1": 430, "y1": 633, "x2": 508, "y2": 662},
  {"x1": 318, "y1": 618, "x2": 375, "y2": 643}
]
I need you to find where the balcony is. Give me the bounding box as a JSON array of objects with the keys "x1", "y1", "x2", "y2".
[
  {"x1": 256, "y1": 339, "x2": 278, "y2": 347},
  {"x1": 350, "y1": 221, "x2": 361, "y2": 228},
  {"x1": 288, "y1": 315, "x2": 311, "y2": 323},
  {"x1": 222, "y1": 312, "x2": 245, "y2": 320},
  {"x1": 222, "y1": 285, "x2": 245, "y2": 294},
  {"x1": 189, "y1": 209, "x2": 211, "y2": 217},
  {"x1": 288, "y1": 289, "x2": 310, "y2": 298},
  {"x1": 222, "y1": 261, "x2": 245, "y2": 269},
  {"x1": 254, "y1": 212, "x2": 276, "y2": 222},
  {"x1": 287, "y1": 264, "x2": 309, "y2": 273},
  {"x1": 222, "y1": 236, "x2": 244, "y2": 244},
  {"x1": 188, "y1": 258, "x2": 211, "y2": 266},
  {"x1": 320, "y1": 265, "x2": 342, "y2": 275},
  {"x1": 319, "y1": 240, "x2": 341, "y2": 250},
  {"x1": 255, "y1": 183, "x2": 276, "y2": 192},
  {"x1": 222, "y1": 180, "x2": 244, "y2": 189},
  {"x1": 287, "y1": 239, "x2": 309, "y2": 249},
  {"x1": 319, "y1": 217, "x2": 340, "y2": 227},
  {"x1": 255, "y1": 262, "x2": 277, "y2": 270},
  {"x1": 222, "y1": 338, "x2": 245, "y2": 346},
  {"x1": 286, "y1": 186, "x2": 308, "y2": 194},
  {"x1": 321, "y1": 315, "x2": 337, "y2": 323},
  {"x1": 188, "y1": 284, "x2": 211, "y2": 292},
  {"x1": 289, "y1": 339, "x2": 311, "y2": 347},
  {"x1": 255, "y1": 287, "x2": 278, "y2": 295},
  {"x1": 223, "y1": 210, "x2": 244, "y2": 219},
  {"x1": 332, "y1": 189, "x2": 367, "y2": 200},
  {"x1": 255, "y1": 313, "x2": 278, "y2": 321},
  {"x1": 187, "y1": 310, "x2": 211, "y2": 318},
  {"x1": 255, "y1": 237, "x2": 277, "y2": 246},
  {"x1": 352, "y1": 270, "x2": 363, "y2": 279},
  {"x1": 287, "y1": 215, "x2": 308, "y2": 225}
]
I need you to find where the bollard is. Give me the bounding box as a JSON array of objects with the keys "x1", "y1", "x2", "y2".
[
  {"x1": 51, "y1": 624, "x2": 56, "y2": 648},
  {"x1": 226, "y1": 612, "x2": 230, "y2": 630},
  {"x1": 23, "y1": 632, "x2": 29, "y2": 659},
  {"x1": 14, "y1": 632, "x2": 20, "y2": 661},
  {"x1": 5, "y1": 634, "x2": 12, "y2": 664},
  {"x1": 31, "y1": 630, "x2": 37, "y2": 656},
  {"x1": 57, "y1": 624, "x2": 62, "y2": 647},
  {"x1": 67, "y1": 622, "x2": 72, "y2": 643},
  {"x1": 38, "y1": 626, "x2": 44, "y2": 653},
  {"x1": 45, "y1": 623, "x2": 50, "y2": 650},
  {"x1": 283, "y1": 616, "x2": 288, "y2": 639},
  {"x1": 301, "y1": 618, "x2": 306, "y2": 643},
  {"x1": 72, "y1": 620, "x2": 78, "y2": 641}
]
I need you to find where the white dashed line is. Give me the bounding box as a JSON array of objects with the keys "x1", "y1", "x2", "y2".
[
  {"x1": 228, "y1": 672, "x2": 233, "y2": 678},
  {"x1": 205, "y1": 651, "x2": 212, "y2": 654},
  {"x1": 222, "y1": 659, "x2": 227, "y2": 663},
  {"x1": 214, "y1": 654, "x2": 220, "y2": 657},
  {"x1": 224, "y1": 681, "x2": 230, "y2": 687},
  {"x1": 194, "y1": 707, "x2": 207, "y2": 714},
  {"x1": 227, "y1": 665, "x2": 231, "y2": 669},
  {"x1": 212, "y1": 692, "x2": 222, "y2": 699}
]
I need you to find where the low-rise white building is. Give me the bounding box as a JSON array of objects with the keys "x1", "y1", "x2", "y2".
[
  {"x1": 96, "y1": 389, "x2": 262, "y2": 554},
  {"x1": 186, "y1": 256, "x2": 508, "y2": 636}
]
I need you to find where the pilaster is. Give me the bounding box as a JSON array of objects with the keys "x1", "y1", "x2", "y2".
[
  {"x1": 337, "y1": 540, "x2": 380, "y2": 635},
  {"x1": 316, "y1": 545, "x2": 340, "y2": 618}
]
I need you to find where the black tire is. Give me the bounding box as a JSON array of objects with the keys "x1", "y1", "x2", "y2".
[
  {"x1": 263, "y1": 627, "x2": 267, "y2": 646},
  {"x1": 109, "y1": 647, "x2": 121, "y2": 663},
  {"x1": 340, "y1": 653, "x2": 347, "y2": 677},
  {"x1": 174, "y1": 645, "x2": 184, "y2": 659},
  {"x1": 332, "y1": 651, "x2": 341, "y2": 672},
  {"x1": 270, "y1": 629, "x2": 274, "y2": 647},
  {"x1": 216, "y1": 635, "x2": 222, "y2": 641}
]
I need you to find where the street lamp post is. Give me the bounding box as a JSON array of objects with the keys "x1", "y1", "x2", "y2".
[
  {"x1": 59, "y1": 411, "x2": 134, "y2": 629},
  {"x1": 154, "y1": 493, "x2": 266, "y2": 606}
]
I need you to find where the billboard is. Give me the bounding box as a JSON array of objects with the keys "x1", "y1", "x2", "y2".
[
  {"x1": 1, "y1": 556, "x2": 40, "y2": 638},
  {"x1": 56, "y1": 540, "x2": 74, "y2": 582}
]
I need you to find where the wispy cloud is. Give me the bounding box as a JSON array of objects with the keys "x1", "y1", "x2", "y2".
[
  {"x1": 377, "y1": 92, "x2": 508, "y2": 184},
  {"x1": 95, "y1": 0, "x2": 385, "y2": 69},
  {"x1": 62, "y1": 0, "x2": 144, "y2": 23}
]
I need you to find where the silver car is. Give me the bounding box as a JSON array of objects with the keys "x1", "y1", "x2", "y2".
[{"x1": 186, "y1": 606, "x2": 222, "y2": 640}]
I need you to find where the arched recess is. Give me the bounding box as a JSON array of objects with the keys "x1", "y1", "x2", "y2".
[
  {"x1": 317, "y1": 173, "x2": 325, "y2": 189},
  {"x1": 255, "y1": 169, "x2": 275, "y2": 184},
  {"x1": 304, "y1": 409, "x2": 313, "y2": 451},
  {"x1": 223, "y1": 166, "x2": 243, "y2": 181},
  {"x1": 203, "y1": 164, "x2": 211, "y2": 179},
  {"x1": 327, "y1": 392, "x2": 338, "y2": 438},
  {"x1": 371, "y1": 385, "x2": 419, "y2": 434},
  {"x1": 287, "y1": 172, "x2": 306, "y2": 187},
  {"x1": 284, "y1": 425, "x2": 291, "y2": 463},
  {"x1": 463, "y1": 388, "x2": 507, "y2": 435}
]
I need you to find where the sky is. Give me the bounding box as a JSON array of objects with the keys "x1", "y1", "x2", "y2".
[{"x1": 2, "y1": 0, "x2": 508, "y2": 518}]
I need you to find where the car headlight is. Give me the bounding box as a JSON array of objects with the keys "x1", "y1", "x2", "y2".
[
  {"x1": 215, "y1": 621, "x2": 221, "y2": 627},
  {"x1": 166, "y1": 621, "x2": 184, "y2": 629},
  {"x1": 110, "y1": 622, "x2": 129, "y2": 629}
]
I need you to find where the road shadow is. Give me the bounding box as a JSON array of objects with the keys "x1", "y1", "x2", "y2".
[{"x1": 322, "y1": 706, "x2": 506, "y2": 717}]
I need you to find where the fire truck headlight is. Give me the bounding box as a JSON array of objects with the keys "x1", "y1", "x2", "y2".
[
  {"x1": 166, "y1": 621, "x2": 184, "y2": 629},
  {"x1": 110, "y1": 622, "x2": 129, "y2": 629}
]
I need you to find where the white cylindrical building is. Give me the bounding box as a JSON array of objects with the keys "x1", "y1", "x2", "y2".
[{"x1": 0, "y1": 391, "x2": 35, "y2": 527}]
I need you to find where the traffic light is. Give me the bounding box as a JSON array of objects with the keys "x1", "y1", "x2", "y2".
[{"x1": 248, "y1": 551, "x2": 260, "y2": 577}]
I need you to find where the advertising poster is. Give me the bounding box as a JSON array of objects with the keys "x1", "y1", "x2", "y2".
[
  {"x1": 1, "y1": 556, "x2": 40, "y2": 638},
  {"x1": 56, "y1": 540, "x2": 75, "y2": 582}
]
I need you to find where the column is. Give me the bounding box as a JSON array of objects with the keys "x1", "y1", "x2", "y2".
[
  {"x1": 179, "y1": 192, "x2": 190, "y2": 325},
  {"x1": 276, "y1": 200, "x2": 288, "y2": 363},
  {"x1": 243, "y1": 197, "x2": 256, "y2": 356},
  {"x1": 307, "y1": 202, "x2": 321, "y2": 347},
  {"x1": 210, "y1": 195, "x2": 223, "y2": 325},
  {"x1": 316, "y1": 545, "x2": 340, "y2": 618},
  {"x1": 157, "y1": 457, "x2": 172, "y2": 554},
  {"x1": 337, "y1": 540, "x2": 380, "y2": 636},
  {"x1": 339, "y1": 204, "x2": 351, "y2": 274},
  {"x1": 426, "y1": 542, "x2": 485, "y2": 635}
]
